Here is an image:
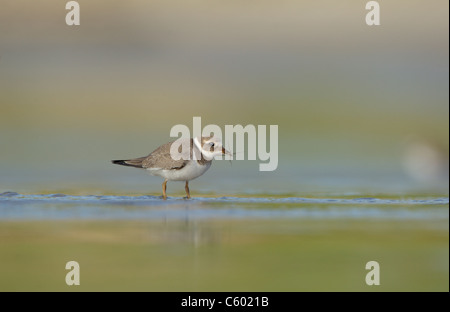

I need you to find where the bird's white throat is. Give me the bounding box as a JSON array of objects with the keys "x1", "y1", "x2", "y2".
[{"x1": 193, "y1": 137, "x2": 218, "y2": 161}]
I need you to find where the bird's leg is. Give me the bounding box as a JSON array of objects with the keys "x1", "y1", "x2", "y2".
[
  {"x1": 162, "y1": 179, "x2": 168, "y2": 200},
  {"x1": 184, "y1": 181, "x2": 191, "y2": 199}
]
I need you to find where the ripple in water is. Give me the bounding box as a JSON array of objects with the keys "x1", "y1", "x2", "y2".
[{"x1": 0, "y1": 192, "x2": 448, "y2": 221}]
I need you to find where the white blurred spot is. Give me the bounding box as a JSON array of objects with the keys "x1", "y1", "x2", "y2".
[{"x1": 403, "y1": 141, "x2": 449, "y2": 184}]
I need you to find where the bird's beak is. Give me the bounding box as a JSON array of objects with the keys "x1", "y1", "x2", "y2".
[
  {"x1": 222, "y1": 147, "x2": 233, "y2": 164},
  {"x1": 222, "y1": 147, "x2": 232, "y2": 156}
]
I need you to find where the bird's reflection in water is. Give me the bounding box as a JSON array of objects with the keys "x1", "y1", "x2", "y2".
[{"x1": 146, "y1": 203, "x2": 222, "y2": 248}]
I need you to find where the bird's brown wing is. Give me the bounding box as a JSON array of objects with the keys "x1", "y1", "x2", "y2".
[{"x1": 141, "y1": 139, "x2": 193, "y2": 170}]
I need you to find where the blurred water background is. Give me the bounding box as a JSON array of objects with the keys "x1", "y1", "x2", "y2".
[{"x1": 0, "y1": 0, "x2": 448, "y2": 291}]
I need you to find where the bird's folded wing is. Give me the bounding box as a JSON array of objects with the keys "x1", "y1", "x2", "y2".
[
  {"x1": 142, "y1": 153, "x2": 187, "y2": 170},
  {"x1": 141, "y1": 139, "x2": 191, "y2": 170}
]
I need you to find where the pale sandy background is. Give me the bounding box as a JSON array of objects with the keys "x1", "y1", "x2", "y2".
[{"x1": 0, "y1": 0, "x2": 448, "y2": 194}]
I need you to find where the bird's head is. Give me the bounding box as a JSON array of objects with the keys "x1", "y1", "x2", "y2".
[{"x1": 194, "y1": 136, "x2": 232, "y2": 160}]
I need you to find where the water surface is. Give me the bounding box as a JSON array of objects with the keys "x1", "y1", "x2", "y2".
[{"x1": 0, "y1": 192, "x2": 447, "y2": 220}]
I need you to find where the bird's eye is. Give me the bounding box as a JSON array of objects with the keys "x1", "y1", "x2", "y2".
[{"x1": 209, "y1": 142, "x2": 215, "y2": 147}]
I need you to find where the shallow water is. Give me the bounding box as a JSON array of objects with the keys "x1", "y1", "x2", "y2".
[
  {"x1": 0, "y1": 191, "x2": 448, "y2": 291},
  {"x1": 0, "y1": 192, "x2": 448, "y2": 220}
]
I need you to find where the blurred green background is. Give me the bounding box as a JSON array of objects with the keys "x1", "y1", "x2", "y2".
[
  {"x1": 0, "y1": 0, "x2": 448, "y2": 292},
  {"x1": 1, "y1": 218, "x2": 448, "y2": 291},
  {"x1": 0, "y1": 0, "x2": 448, "y2": 195}
]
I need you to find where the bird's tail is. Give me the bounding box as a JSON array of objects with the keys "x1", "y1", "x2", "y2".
[{"x1": 111, "y1": 157, "x2": 146, "y2": 168}]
